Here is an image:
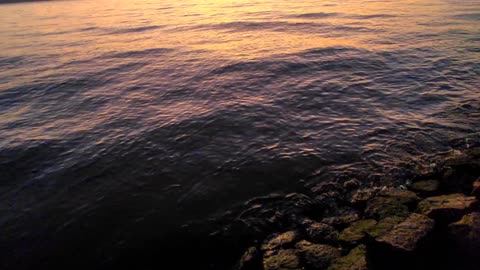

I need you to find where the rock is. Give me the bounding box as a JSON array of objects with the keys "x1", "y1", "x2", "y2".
[
  {"x1": 364, "y1": 197, "x2": 410, "y2": 220},
  {"x1": 312, "y1": 182, "x2": 341, "y2": 194},
  {"x1": 411, "y1": 180, "x2": 440, "y2": 196},
  {"x1": 417, "y1": 193, "x2": 478, "y2": 223},
  {"x1": 305, "y1": 222, "x2": 338, "y2": 244},
  {"x1": 328, "y1": 244, "x2": 368, "y2": 270},
  {"x1": 351, "y1": 189, "x2": 377, "y2": 206},
  {"x1": 262, "y1": 231, "x2": 298, "y2": 253},
  {"x1": 472, "y1": 178, "x2": 480, "y2": 198},
  {"x1": 322, "y1": 214, "x2": 360, "y2": 230},
  {"x1": 377, "y1": 188, "x2": 420, "y2": 206},
  {"x1": 376, "y1": 213, "x2": 434, "y2": 252},
  {"x1": 363, "y1": 188, "x2": 420, "y2": 220},
  {"x1": 366, "y1": 216, "x2": 406, "y2": 238},
  {"x1": 295, "y1": 240, "x2": 341, "y2": 269},
  {"x1": 236, "y1": 246, "x2": 261, "y2": 270},
  {"x1": 263, "y1": 249, "x2": 301, "y2": 270},
  {"x1": 338, "y1": 220, "x2": 377, "y2": 244},
  {"x1": 448, "y1": 212, "x2": 480, "y2": 256},
  {"x1": 343, "y1": 179, "x2": 360, "y2": 190}
]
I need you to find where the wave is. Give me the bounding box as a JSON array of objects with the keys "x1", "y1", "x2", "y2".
[
  {"x1": 106, "y1": 25, "x2": 164, "y2": 35},
  {"x1": 453, "y1": 13, "x2": 480, "y2": 21},
  {"x1": 186, "y1": 20, "x2": 376, "y2": 34}
]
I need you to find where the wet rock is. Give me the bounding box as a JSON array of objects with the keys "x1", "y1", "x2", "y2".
[
  {"x1": 355, "y1": 188, "x2": 418, "y2": 220},
  {"x1": 377, "y1": 188, "x2": 420, "y2": 206},
  {"x1": 322, "y1": 214, "x2": 360, "y2": 230},
  {"x1": 262, "y1": 231, "x2": 298, "y2": 254},
  {"x1": 351, "y1": 189, "x2": 377, "y2": 206},
  {"x1": 376, "y1": 213, "x2": 434, "y2": 252},
  {"x1": 305, "y1": 222, "x2": 338, "y2": 244},
  {"x1": 366, "y1": 216, "x2": 406, "y2": 238},
  {"x1": 472, "y1": 178, "x2": 480, "y2": 198},
  {"x1": 295, "y1": 240, "x2": 341, "y2": 269},
  {"x1": 338, "y1": 219, "x2": 377, "y2": 244},
  {"x1": 312, "y1": 182, "x2": 341, "y2": 194},
  {"x1": 328, "y1": 244, "x2": 368, "y2": 270},
  {"x1": 236, "y1": 246, "x2": 261, "y2": 270},
  {"x1": 263, "y1": 249, "x2": 301, "y2": 270},
  {"x1": 411, "y1": 180, "x2": 440, "y2": 196},
  {"x1": 343, "y1": 179, "x2": 360, "y2": 190},
  {"x1": 448, "y1": 212, "x2": 480, "y2": 256},
  {"x1": 364, "y1": 197, "x2": 410, "y2": 220},
  {"x1": 417, "y1": 193, "x2": 478, "y2": 224}
]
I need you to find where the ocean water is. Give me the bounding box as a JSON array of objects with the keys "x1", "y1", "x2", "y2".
[{"x1": 0, "y1": 0, "x2": 479, "y2": 269}]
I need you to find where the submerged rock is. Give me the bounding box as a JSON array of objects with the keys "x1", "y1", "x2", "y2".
[
  {"x1": 328, "y1": 244, "x2": 368, "y2": 270},
  {"x1": 295, "y1": 240, "x2": 341, "y2": 269},
  {"x1": 305, "y1": 222, "x2": 338, "y2": 244},
  {"x1": 263, "y1": 249, "x2": 301, "y2": 270},
  {"x1": 417, "y1": 193, "x2": 478, "y2": 223},
  {"x1": 338, "y1": 219, "x2": 377, "y2": 244},
  {"x1": 448, "y1": 212, "x2": 480, "y2": 256},
  {"x1": 411, "y1": 180, "x2": 440, "y2": 196},
  {"x1": 376, "y1": 213, "x2": 434, "y2": 252}
]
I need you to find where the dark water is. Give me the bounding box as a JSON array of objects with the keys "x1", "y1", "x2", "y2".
[{"x1": 0, "y1": 0, "x2": 479, "y2": 269}]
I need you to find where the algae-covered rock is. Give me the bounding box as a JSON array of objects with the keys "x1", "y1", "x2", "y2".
[
  {"x1": 377, "y1": 188, "x2": 420, "y2": 206},
  {"x1": 328, "y1": 244, "x2": 368, "y2": 270},
  {"x1": 366, "y1": 216, "x2": 406, "y2": 238},
  {"x1": 417, "y1": 193, "x2": 478, "y2": 223},
  {"x1": 263, "y1": 249, "x2": 301, "y2": 270},
  {"x1": 376, "y1": 213, "x2": 434, "y2": 252},
  {"x1": 305, "y1": 222, "x2": 338, "y2": 244},
  {"x1": 411, "y1": 180, "x2": 440, "y2": 196},
  {"x1": 339, "y1": 219, "x2": 377, "y2": 244},
  {"x1": 262, "y1": 231, "x2": 298, "y2": 253},
  {"x1": 364, "y1": 197, "x2": 410, "y2": 220},
  {"x1": 448, "y1": 212, "x2": 480, "y2": 256},
  {"x1": 295, "y1": 240, "x2": 340, "y2": 269}
]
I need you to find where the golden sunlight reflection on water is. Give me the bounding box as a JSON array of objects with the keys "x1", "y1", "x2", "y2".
[{"x1": 0, "y1": 0, "x2": 465, "y2": 60}]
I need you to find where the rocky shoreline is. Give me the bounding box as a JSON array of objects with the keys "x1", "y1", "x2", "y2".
[{"x1": 228, "y1": 146, "x2": 480, "y2": 270}]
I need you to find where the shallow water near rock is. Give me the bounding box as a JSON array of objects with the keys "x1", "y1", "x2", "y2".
[{"x1": 0, "y1": 0, "x2": 479, "y2": 269}]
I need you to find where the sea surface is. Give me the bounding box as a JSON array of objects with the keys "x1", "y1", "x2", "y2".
[{"x1": 0, "y1": 0, "x2": 479, "y2": 269}]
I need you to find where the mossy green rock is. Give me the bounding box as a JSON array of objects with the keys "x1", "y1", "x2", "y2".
[
  {"x1": 411, "y1": 180, "x2": 440, "y2": 195},
  {"x1": 367, "y1": 216, "x2": 406, "y2": 238},
  {"x1": 295, "y1": 240, "x2": 341, "y2": 269},
  {"x1": 377, "y1": 189, "x2": 420, "y2": 205},
  {"x1": 376, "y1": 213, "x2": 434, "y2": 252},
  {"x1": 339, "y1": 219, "x2": 377, "y2": 243},
  {"x1": 364, "y1": 197, "x2": 410, "y2": 220},
  {"x1": 328, "y1": 245, "x2": 368, "y2": 270},
  {"x1": 263, "y1": 249, "x2": 301, "y2": 270},
  {"x1": 417, "y1": 193, "x2": 478, "y2": 223},
  {"x1": 262, "y1": 231, "x2": 298, "y2": 252}
]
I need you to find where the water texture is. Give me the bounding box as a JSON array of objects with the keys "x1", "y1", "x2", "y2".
[{"x1": 0, "y1": 0, "x2": 479, "y2": 269}]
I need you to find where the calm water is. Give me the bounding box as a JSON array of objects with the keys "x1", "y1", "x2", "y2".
[{"x1": 0, "y1": 0, "x2": 479, "y2": 269}]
